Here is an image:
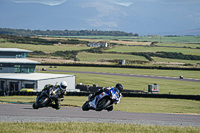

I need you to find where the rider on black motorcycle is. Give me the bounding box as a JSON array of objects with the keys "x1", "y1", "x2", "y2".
[
  {"x1": 88, "y1": 83, "x2": 123, "y2": 111},
  {"x1": 45, "y1": 81, "x2": 67, "y2": 110}
]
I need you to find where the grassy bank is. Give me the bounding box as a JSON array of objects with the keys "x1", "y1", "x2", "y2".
[
  {"x1": 1, "y1": 122, "x2": 200, "y2": 133},
  {"x1": 1, "y1": 96, "x2": 200, "y2": 114}
]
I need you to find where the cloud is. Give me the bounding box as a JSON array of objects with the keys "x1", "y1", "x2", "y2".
[
  {"x1": 12, "y1": 0, "x2": 200, "y2": 7},
  {"x1": 109, "y1": 0, "x2": 200, "y2": 6},
  {"x1": 134, "y1": 0, "x2": 200, "y2": 4},
  {"x1": 12, "y1": 0, "x2": 67, "y2": 6},
  {"x1": 108, "y1": 0, "x2": 135, "y2": 6}
]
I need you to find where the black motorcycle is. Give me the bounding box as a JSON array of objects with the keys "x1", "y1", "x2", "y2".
[{"x1": 32, "y1": 87, "x2": 55, "y2": 109}]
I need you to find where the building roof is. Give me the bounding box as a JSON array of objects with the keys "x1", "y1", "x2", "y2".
[
  {"x1": 0, "y1": 73, "x2": 75, "y2": 81},
  {"x1": 0, "y1": 48, "x2": 32, "y2": 53},
  {"x1": 0, "y1": 58, "x2": 41, "y2": 64}
]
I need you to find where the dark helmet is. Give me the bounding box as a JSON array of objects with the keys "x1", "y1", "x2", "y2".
[{"x1": 115, "y1": 83, "x2": 123, "y2": 93}]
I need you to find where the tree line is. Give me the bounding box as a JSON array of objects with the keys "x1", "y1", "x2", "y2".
[
  {"x1": 0, "y1": 28, "x2": 139, "y2": 37},
  {"x1": 0, "y1": 34, "x2": 89, "y2": 45}
]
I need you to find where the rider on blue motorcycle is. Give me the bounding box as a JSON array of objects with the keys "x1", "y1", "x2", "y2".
[{"x1": 88, "y1": 83, "x2": 123, "y2": 111}]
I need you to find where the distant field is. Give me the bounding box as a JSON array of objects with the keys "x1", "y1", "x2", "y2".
[
  {"x1": 157, "y1": 43, "x2": 200, "y2": 48},
  {"x1": 152, "y1": 57, "x2": 200, "y2": 65},
  {"x1": 0, "y1": 43, "x2": 91, "y2": 52},
  {"x1": 1, "y1": 36, "x2": 200, "y2": 68},
  {"x1": 78, "y1": 38, "x2": 151, "y2": 46},
  {"x1": 77, "y1": 53, "x2": 148, "y2": 62},
  {"x1": 67, "y1": 35, "x2": 200, "y2": 43},
  {"x1": 105, "y1": 45, "x2": 200, "y2": 56},
  {"x1": 138, "y1": 36, "x2": 200, "y2": 43}
]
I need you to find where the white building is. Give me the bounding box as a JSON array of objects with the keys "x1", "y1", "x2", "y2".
[
  {"x1": 87, "y1": 42, "x2": 108, "y2": 47},
  {"x1": 0, "y1": 48, "x2": 40, "y2": 73},
  {"x1": 0, "y1": 48, "x2": 79, "y2": 93},
  {"x1": 0, "y1": 73, "x2": 77, "y2": 92}
]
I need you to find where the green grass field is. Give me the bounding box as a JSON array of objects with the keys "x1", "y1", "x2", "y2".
[
  {"x1": 105, "y1": 46, "x2": 200, "y2": 56},
  {"x1": 63, "y1": 35, "x2": 200, "y2": 43},
  {"x1": 36, "y1": 66, "x2": 200, "y2": 95},
  {"x1": 1, "y1": 122, "x2": 200, "y2": 133},
  {"x1": 157, "y1": 43, "x2": 200, "y2": 48},
  {"x1": 77, "y1": 53, "x2": 148, "y2": 62},
  {"x1": 1, "y1": 36, "x2": 200, "y2": 68},
  {"x1": 0, "y1": 43, "x2": 91, "y2": 52},
  {"x1": 152, "y1": 57, "x2": 200, "y2": 65}
]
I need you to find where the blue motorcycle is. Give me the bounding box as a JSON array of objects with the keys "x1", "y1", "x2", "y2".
[{"x1": 82, "y1": 88, "x2": 120, "y2": 111}]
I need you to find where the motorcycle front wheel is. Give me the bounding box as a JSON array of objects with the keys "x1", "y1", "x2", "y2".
[
  {"x1": 96, "y1": 97, "x2": 111, "y2": 111},
  {"x1": 33, "y1": 95, "x2": 49, "y2": 109},
  {"x1": 82, "y1": 101, "x2": 90, "y2": 111}
]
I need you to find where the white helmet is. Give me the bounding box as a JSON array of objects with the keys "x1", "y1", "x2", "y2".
[{"x1": 60, "y1": 81, "x2": 67, "y2": 89}]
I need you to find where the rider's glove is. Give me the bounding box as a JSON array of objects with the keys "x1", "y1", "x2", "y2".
[{"x1": 88, "y1": 94, "x2": 94, "y2": 101}]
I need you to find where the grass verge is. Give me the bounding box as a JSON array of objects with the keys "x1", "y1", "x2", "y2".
[
  {"x1": 1, "y1": 96, "x2": 200, "y2": 114},
  {"x1": 0, "y1": 122, "x2": 200, "y2": 133}
]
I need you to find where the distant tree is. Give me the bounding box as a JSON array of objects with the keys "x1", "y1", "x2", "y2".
[{"x1": 0, "y1": 28, "x2": 139, "y2": 37}]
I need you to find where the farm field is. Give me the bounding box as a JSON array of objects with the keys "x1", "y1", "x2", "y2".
[
  {"x1": 0, "y1": 42, "x2": 91, "y2": 52},
  {"x1": 105, "y1": 45, "x2": 200, "y2": 56},
  {"x1": 152, "y1": 57, "x2": 200, "y2": 65},
  {"x1": 1, "y1": 35, "x2": 200, "y2": 68},
  {"x1": 65, "y1": 35, "x2": 200, "y2": 43},
  {"x1": 77, "y1": 53, "x2": 148, "y2": 62},
  {"x1": 157, "y1": 43, "x2": 200, "y2": 48}
]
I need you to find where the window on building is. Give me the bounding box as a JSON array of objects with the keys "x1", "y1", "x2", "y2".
[
  {"x1": 16, "y1": 53, "x2": 27, "y2": 58},
  {"x1": 21, "y1": 65, "x2": 35, "y2": 73},
  {"x1": 25, "y1": 83, "x2": 34, "y2": 89},
  {"x1": 14, "y1": 65, "x2": 21, "y2": 73}
]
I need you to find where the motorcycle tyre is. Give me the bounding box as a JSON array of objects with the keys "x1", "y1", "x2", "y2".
[
  {"x1": 34, "y1": 96, "x2": 49, "y2": 109},
  {"x1": 82, "y1": 101, "x2": 90, "y2": 111},
  {"x1": 32, "y1": 103, "x2": 38, "y2": 109},
  {"x1": 96, "y1": 98, "x2": 111, "y2": 111}
]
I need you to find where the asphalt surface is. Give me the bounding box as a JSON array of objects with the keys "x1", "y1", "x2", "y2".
[
  {"x1": 0, "y1": 103, "x2": 200, "y2": 127},
  {"x1": 44, "y1": 69, "x2": 200, "y2": 82}
]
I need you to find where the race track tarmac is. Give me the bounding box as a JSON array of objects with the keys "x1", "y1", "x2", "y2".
[
  {"x1": 0, "y1": 103, "x2": 200, "y2": 127},
  {"x1": 44, "y1": 69, "x2": 200, "y2": 82}
]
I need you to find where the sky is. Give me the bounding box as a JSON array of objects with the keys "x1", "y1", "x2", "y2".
[
  {"x1": 3, "y1": 0, "x2": 200, "y2": 35},
  {"x1": 12, "y1": 0, "x2": 200, "y2": 6}
]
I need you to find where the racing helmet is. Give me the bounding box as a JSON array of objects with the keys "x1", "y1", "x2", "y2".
[
  {"x1": 60, "y1": 81, "x2": 67, "y2": 90},
  {"x1": 115, "y1": 83, "x2": 123, "y2": 93}
]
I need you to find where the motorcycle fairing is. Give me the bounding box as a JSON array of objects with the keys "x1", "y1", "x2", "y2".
[{"x1": 89, "y1": 88, "x2": 120, "y2": 109}]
